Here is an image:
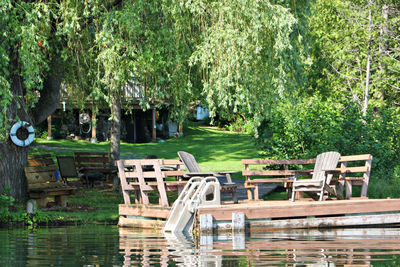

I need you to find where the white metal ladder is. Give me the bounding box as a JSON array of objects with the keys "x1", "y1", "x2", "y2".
[{"x1": 163, "y1": 177, "x2": 221, "y2": 234}]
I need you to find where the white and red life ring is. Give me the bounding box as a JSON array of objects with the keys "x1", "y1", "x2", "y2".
[{"x1": 10, "y1": 121, "x2": 35, "y2": 147}]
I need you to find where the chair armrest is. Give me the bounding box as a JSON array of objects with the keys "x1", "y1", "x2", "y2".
[
  {"x1": 323, "y1": 169, "x2": 341, "y2": 174},
  {"x1": 216, "y1": 171, "x2": 239, "y2": 175},
  {"x1": 184, "y1": 172, "x2": 213, "y2": 177},
  {"x1": 291, "y1": 170, "x2": 313, "y2": 175}
]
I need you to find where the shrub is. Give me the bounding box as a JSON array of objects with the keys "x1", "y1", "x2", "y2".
[
  {"x1": 257, "y1": 96, "x2": 400, "y2": 198},
  {"x1": 0, "y1": 187, "x2": 15, "y2": 223}
]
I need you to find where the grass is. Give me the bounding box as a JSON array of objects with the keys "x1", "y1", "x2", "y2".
[
  {"x1": 22, "y1": 124, "x2": 263, "y2": 225},
  {"x1": 31, "y1": 124, "x2": 262, "y2": 174}
]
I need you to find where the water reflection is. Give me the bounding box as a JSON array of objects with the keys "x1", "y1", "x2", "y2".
[
  {"x1": 0, "y1": 225, "x2": 399, "y2": 266},
  {"x1": 119, "y1": 227, "x2": 400, "y2": 266},
  {"x1": 0, "y1": 225, "x2": 122, "y2": 266}
]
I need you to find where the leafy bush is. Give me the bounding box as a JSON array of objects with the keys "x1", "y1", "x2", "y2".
[
  {"x1": 257, "y1": 96, "x2": 400, "y2": 198},
  {"x1": 0, "y1": 187, "x2": 15, "y2": 223},
  {"x1": 225, "y1": 116, "x2": 256, "y2": 134}
]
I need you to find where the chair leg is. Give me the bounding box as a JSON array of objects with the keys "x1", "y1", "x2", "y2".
[
  {"x1": 319, "y1": 189, "x2": 324, "y2": 201},
  {"x1": 291, "y1": 175, "x2": 298, "y2": 202},
  {"x1": 232, "y1": 191, "x2": 238, "y2": 204},
  {"x1": 320, "y1": 175, "x2": 328, "y2": 201}
]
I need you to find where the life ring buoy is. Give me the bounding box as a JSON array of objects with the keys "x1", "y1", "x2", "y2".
[{"x1": 10, "y1": 121, "x2": 35, "y2": 147}]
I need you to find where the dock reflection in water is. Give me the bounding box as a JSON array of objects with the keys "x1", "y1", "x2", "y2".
[{"x1": 119, "y1": 227, "x2": 400, "y2": 266}]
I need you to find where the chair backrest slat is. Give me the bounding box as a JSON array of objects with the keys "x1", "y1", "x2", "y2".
[
  {"x1": 178, "y1": 151, "x2": 201, "y2": 173},
  {"x1": 312, "y1": 151, "x2": 341, "y2": 184}
]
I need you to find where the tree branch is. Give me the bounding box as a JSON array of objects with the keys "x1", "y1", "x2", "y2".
[{"x1": 30, "y1": 56, "x2": 64, "y2": 125}]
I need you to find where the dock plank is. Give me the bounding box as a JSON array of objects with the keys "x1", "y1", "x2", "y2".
[{"x1": 198, "y1": 198, "x2": 400, "y2": 220}]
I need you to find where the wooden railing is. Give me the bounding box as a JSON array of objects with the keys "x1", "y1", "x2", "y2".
[
  {"x1": 117, "y1": 159, "x2": 186, "y2": 207},
  {"x1": 242, "y1": 154, "x2": 373, "y2": 200}
]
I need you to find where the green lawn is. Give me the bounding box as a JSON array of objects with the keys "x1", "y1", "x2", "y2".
[
  {"x1": 31, "y1": 125, "x2": 262, "y2": 174},
  {"x1": 21, "y1": 125, "x2": 263, "y2": 225}
]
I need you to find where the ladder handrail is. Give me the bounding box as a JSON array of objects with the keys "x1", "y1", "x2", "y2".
[{"x1": 163, "y1": 176, "x2": 221, "y2": 234}]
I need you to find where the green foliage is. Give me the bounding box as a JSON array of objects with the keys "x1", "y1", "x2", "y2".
[
  {"x1": 257, "y1": 96, "x2": 400, "y2": 198},
  {"x1": 187, "y1": 0, "x2": 311, "y2": 125},
  {"x1": 0, "y1": 187, "x2": 15, "y2": 223},
  {"x1": 0, "y1": 1, "x2": 61, "y2": 140},
  {"x1": 2, "y1": 0, "x2": 400, "y2": 202},
  {"x1": 224, "y1": 116, "x2": 255, "y2": 135},
  {"x1": 310, "y1": 0, "x2": 400, "y2": 110}
]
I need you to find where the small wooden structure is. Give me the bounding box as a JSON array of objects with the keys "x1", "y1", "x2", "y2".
[
  {"x1": 119, "y1": 197, "x2": 400, "y2": 232},
  {"x1": 118, "y1": 153, "x2": 400, "y2": 234},
  {"x1": 198, "y1": 198, "x2": 400, "y2": 233},
  {"x1": 75, "y1": 152, "x2": 115, "y2": 184},
  {"x1": 243, "y1": 154, "x2": 372, "y2": 200},
  {"x1": 25, "y1": 154, "x2": 76, "y2": 208},
  {"x1": 117, "y1": 159, "x2": 186, "y2": 207}
]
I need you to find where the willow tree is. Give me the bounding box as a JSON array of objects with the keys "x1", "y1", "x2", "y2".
[
  {"x1": 0, "y1": 0, "x2": 196, "y2": 199},
  {"x1": 0, "y1": 1, "x2": 65, "y2": 199},
  {"x1": 177, "y1": 0, "x2": 311, "y2": 131},
  {"x1": 93, "y1": 1, "x2": 198, "y2": 188},
  {"x1": 1, "y1": 0, "x2": 310, "y2": 199}
]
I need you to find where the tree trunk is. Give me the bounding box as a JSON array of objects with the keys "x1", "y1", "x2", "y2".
[
  {"x1": 110, "y1": 91, "x2": 122, "y2": 191},
  {"x1": 378, "y1": 4, "x2": 389, "y2": 101},
  {"x1": 0, "y1": 53, "x2": 63, "y2": 200},
  {"x1": 0, "y1": 140, "x2": 29, "y2": 200},
  {"x1": 362, "y1": 0, "x2": 373, "y2": 117},
  {"x1": 0, "y1": 57, "x2": 31, "y2": 200}
]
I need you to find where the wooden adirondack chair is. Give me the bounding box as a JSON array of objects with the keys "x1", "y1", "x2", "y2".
[
  {"x1": 177, "y1": 151, "x2": 238, "y2": 203},
  {"x1": 291, "y1": 151, "x2": 341, "y2": 202}
]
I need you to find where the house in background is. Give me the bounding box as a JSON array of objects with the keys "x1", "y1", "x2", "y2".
[{"x1": 42, "y1": 82, "x2": 182, "y2": 143}]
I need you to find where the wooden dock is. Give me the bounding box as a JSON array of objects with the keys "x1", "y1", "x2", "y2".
[{"x1": 119, "y1": 198, "x2": 400, "y2": 233}]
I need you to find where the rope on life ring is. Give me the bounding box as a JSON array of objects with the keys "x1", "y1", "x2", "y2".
[{"x1": 9, "y1": 121, "x2": 35, "y2": 147}]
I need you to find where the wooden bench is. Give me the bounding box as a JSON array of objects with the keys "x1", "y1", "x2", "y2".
[
  {"x1": 25, "y1": 155, "x2": 76, "y2": 208},
  {"x1": 117, "y1": 159, "x2": 187, "y2": 207},
  {"x1": 75, "y1": 152, "x2": 116, "y2": 185},
  {"x1": 242, "y1": 154, "x2": 373, "y2": 200}
]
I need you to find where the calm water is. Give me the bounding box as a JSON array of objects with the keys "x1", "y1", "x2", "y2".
[{"x1": 0, "y1": 225, "x2": 399, "y2": 266}]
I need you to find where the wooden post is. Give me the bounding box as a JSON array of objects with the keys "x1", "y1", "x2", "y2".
[
  {"x1": 361, "y1": 156, "x2": 373, "y2": 197},
  {"x1": 339, "y1": 161, "x2": 348, "y2": 198},
  {"x1": 244, "y1": 163, "x2": 254, "y2": 200},
  {"x1": 47, "y1": 115, "x2": 53, "y2": 140},
  {"x1": 200, "y1": 214, "x2": 213, "y2": 233},
  {"x1": 232, "y1": 232, "x2": 245, "y2": 250},
  {"x1": 117, "y1": 160, "x2": 132, "y2": 205},
  {"x1": 152, "y1": 108, "x2": 156, "y2": 142},
  {"x1": 91, "y1": 106, "x2": 97, "y2": 143},
  {"x1": 254, "y1": 185, "x2": 259, "y2": 200},
  {"x1": 26, "y1": 199, "x2": 37, "y2": 214},
  {"x1": 200, "y1": 234, "x2": 213, "y2": 247},
  {"x1": 216, "y1": 213, "x2": 247, "y2": 246},
  {"x1": 154, "y1": 160, "x2": 169, "y2": 207},
  {"x1": 232, "y1": 212, "x2": 245, "y2": 231}
]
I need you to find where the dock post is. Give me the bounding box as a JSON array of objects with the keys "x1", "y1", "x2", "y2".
[
  {"x1": 232, "y1": 232, "x2": 245, "y2": 250},
  {"x1": 200, "y1": 214, "x2": 213, "y2": 233},
  {"x1": 232, "y1": 212, "x2": 245, "y2": 232},
  {"x1": 200, "y1": 234, "x2": 213, "y2": 248},
  {"x1": 200, "y1": 215, "x2": 213, "y2": 252}
]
